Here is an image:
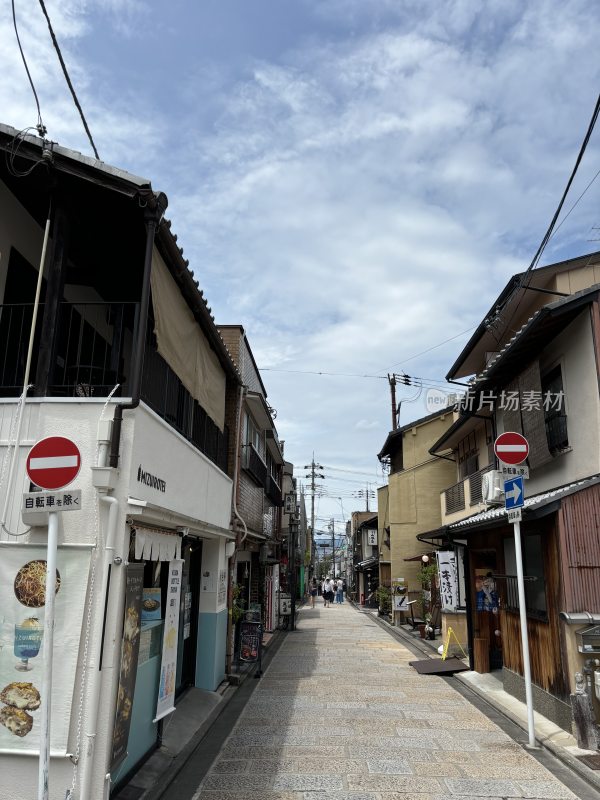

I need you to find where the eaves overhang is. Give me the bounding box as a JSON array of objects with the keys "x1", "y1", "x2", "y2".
[
  {"x1": 379, "y1": 408, "x2": 454, "y2": 460},
  {"x1": 447, "y1": 252, "x2": 600, "y2": 380},
  {"x1": 0, "y1": 123, "x2": 241, "y2": 385},
  {"x1": 429, "y1": 411, "x2": 489, "y2": 455},
  {"x1": 246, "y1": 392, "x2": 284, "y2": 463},
  {"x1": 355, "y1": 555, "x2": 379, "y2": 571},
  {"x1": 445, "y1": 474, "x2": 600, "y2": 535},
  {"x1": 470, "y1": 285, "x2": 600, "y2": 394}
]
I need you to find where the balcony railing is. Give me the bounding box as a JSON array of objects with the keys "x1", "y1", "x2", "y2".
[
  {"x1": 444, "y1": 481, "x2": 465, "y2": 515},
  {"x1": 468, "y1": 465, "x2": 494, "y2": 506},
  {"x1": 0, "y1": 301, "x2": 137, "y2": 396},
  {"x1": 141, "y1": 346, "x2": 228, "y2": 473},
  {"x1": 546, "y1": 414, "x2": 568, "y2": 453},
  {"x1": 265, "y1": 473, "x2": 283, "y2": 506},
  {"x1": 0, "y1": 301, "x2": 229, "y2": 474},
  {"x1": 242, "y1": 443, "x2": 268, "y2": 487}
]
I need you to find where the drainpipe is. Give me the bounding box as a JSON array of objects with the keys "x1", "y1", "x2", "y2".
[
  {"x1": 77, "y1": 422, "x2": 120, "y2": 800},
  {"x1": 109, "y1": 192, "x2": 168, "y2": 468},
  {"x1": 226, "y1": 384, "x2": 248, "y2": 673},
  {"x1": 232, "y1": 385, "x2": 248, "y2": 546}
]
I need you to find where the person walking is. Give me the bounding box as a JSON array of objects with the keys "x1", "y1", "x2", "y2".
[
  {"x1": 321, "y1": 577, "x2": 328, "y2": 606},
  {"x1": 309, "y1": 577, "x2": 318, "y2": 608},
  {"x1": 336, "y1": 577, "x2": 344, "y2": 603},
  {"x1": 323, "y1": 577, "x2": 333, "y2": 607}
]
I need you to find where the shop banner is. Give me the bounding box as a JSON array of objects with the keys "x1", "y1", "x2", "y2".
[
  {"x1": 0, "y1": 544, "x2": 91, "y2": 754},
  {"x1": 155, "y1": 559, "x2": 183, "y2": 722},
  {"x1": 110, "y1": 564, "x2": 144, "y2": 769},
  {"x1": 392, "y1": 578, "x2": 407, "y2": 612},
  {"x1": 436, "y1": 551, "x2": 459, "y2": 611},
  {"x1": 239, "y1": 620, "x2": 262, "y2": 662}
]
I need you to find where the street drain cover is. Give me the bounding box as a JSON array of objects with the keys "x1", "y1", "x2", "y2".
[{"x1": 576, "y1": 754, "x2": 600, "y2": 769}]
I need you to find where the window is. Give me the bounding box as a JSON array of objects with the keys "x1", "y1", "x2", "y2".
[
  {"x1": 458, "y1": 432, "x2": 479, "y2": 479},
  {"x1": 541, "y1": 365, "x2": 568, "y2": 453},
  {"x1": 245, "y1": 413, "x2": 263, "y2": 457},
  {"x1": 503, "y1": 533, "x2": 547, "y2": 618}
]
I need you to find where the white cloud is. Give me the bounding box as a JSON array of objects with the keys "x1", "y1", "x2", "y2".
[{"x1": 1, "y1": 0, "x2": 599, "y2": 523}]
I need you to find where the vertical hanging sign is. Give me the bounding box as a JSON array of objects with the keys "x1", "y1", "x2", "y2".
[
  {"x1": 155, "y1": 559, "x2": 183, "y2": 722},
  {"x1": 110, "y1": 564, "x2": 144, "y2": 769},
  {"x1": 436, "y1": 551, "x2": 458, "y2": 611}
]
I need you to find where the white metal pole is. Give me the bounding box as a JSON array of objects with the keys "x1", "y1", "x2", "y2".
[
  {"x1": 38, "y1": 511, "x2": 59, "y2": 800},
  {"x1": 513, "y1": 519, "x2": 536, "y2": 747}
]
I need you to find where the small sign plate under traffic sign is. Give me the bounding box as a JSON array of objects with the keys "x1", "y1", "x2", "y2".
[
  {"x1": 22, "y1": 490, "x2": 82, "y2": 513},
  {"x1": 501, "y1": 465, "x2": 529, "y2": 479},
  {"x1": 507, "y1": 508, "x2": 522, "y2": 523}
]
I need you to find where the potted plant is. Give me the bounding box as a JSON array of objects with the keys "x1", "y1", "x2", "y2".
[
  {"x1": 375, "y1": 585, "x2": 392, "y2": 618},
  {"x1": 417, "y1": 562, "x2": 438, "y2": 620}
]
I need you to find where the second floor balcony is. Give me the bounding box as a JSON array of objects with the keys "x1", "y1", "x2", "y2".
[
  {"x1": 0, "y1": 301, "x2": 228, "y2": 473},
  {"x1": 441, "y1": 465, "x2": 494, "y2": 525}
]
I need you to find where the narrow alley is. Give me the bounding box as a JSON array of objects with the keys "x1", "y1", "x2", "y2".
[{"x1": 163, "y1": 602, "x2": 600, "y2": 800}]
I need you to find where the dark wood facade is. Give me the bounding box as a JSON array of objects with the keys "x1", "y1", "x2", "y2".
[{"x1": 464, "y1": 512, "x2": 568, "y2": 698}]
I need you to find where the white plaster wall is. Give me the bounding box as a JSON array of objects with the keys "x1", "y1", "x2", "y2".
[
  {"x1": 129, "y1": 404, "x2": 232, "y2": 530},
  {"x1": 0, "y1": 397, "x2": 234, "y2": 799},
  {"x1": 0, "y1": 397, "x2": 130, "y2": 800},
  {"x1": 199, "y1": 538, "x2": 228, "y2": 614},
  {"x1": 497, "y1": 311, "x2": 600, "y2": 496}
]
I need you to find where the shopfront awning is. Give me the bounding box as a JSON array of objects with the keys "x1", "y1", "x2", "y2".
[
  {"x1": 355, "y1": 556, "x2": 379, "y2": 571},
  {"x1": 134, "y1": 525, "x2": 182, "y2": 561},
  {"x1": 446, "y1": 474, "x2": 600, "y2": 535}
]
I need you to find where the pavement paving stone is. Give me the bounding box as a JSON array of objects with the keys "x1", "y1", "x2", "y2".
[
  {"x1": 346, "y1": 775, "x2": 445, "y2": 792},
  {"x1": 272, "y1": 775, "x2": 345, "y2": 790},
  {"x1": 459, "y1": 761, "x2": 556, "y2": 779},
  {"x1": 516, "y1": 780, "x2": 579, "y2": 798},
  {"x1": 444, "y1": 777, "x2": 577, "y2": 797},
  {"x1": 193, "y1": 604, "x2": 584, "y2": 800},
  {"x1": 221, "y1": 744, "x2": 347, "y2": 758},
  {"x1": 410, "y1": 761, "x2": 464, "y2": 778},
  {"x1": 365, "y1": 758, "x2": 413, "y2": 774}
]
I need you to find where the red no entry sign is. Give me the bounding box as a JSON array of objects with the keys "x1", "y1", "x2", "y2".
[
  {"x1": 494, "y1": 432, "x2": 529, "y2": 465},
  {"x1": 26, "y1": 436, "x2": 81, "y2": 490}
]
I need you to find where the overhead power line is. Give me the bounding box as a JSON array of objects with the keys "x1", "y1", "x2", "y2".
[
  {"x1": 37, "y1": 0, "x2": 100, "y2": 160},
  {"x1": 498, "y1": 92, "x2": 600, "y2": 338},
  {"x1": 12, "y1": 0, "x2": 45, "y2": 136}
]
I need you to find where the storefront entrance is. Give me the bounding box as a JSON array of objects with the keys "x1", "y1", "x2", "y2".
[{"x1": 176, "y1": 538, "x2": 202, "y2": 695}]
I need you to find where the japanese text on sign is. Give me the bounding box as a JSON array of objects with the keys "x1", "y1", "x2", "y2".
[{"x1": 22, "y1": 489, "x2": 82, "y2": 512}]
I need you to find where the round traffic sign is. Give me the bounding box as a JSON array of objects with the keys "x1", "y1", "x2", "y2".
[
  {"x1": 26, "y1": 436, "x2": 81, "y2": 490},
  {"x1": 494, "y1": 431, "x2": 529, "y2": 465}
]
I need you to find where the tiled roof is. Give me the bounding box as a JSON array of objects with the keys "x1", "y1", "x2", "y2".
[{"x1": 449, "y1": 475, "x2": 600, "y2": 529}]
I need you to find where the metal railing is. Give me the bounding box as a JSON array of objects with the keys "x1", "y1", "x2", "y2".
[
  {"x1": 265, "y1": 473, "x2": 282, "y2": 506},
  {"x1": 0, "y1": 301, "x2": 229, "y2": 473},
  {"x1": 444, "y1": 480, "x2": 465, "y2": 514},
  {"x1": 468, "y1": 465, "x2": 494, "y2": 505},
  {"x1": 546, "y1": 414, "x2": 568, "y2": 453},
  {"x1": 242, "y1": 443, "x2": 268, "y2": 486},
  {"x1": 141, "y1": 345, "x2": 228, "y2": 473},
  {"x1": 0, "y1": 301, "x2": 136, "y2": 396}
]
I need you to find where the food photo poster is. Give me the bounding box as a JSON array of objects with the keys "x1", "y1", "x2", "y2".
[{"x1": 0, "y1": 544, "x2": 91, "y2": 753}]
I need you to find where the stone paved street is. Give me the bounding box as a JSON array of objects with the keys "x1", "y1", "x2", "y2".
[{"x1": 193, "y1": 602, "x2": 582, "y2": 800}]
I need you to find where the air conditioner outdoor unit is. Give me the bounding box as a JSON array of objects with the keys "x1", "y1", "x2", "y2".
[{"x1": 481, "y1": 470, "x2": 504, "y2": 504}]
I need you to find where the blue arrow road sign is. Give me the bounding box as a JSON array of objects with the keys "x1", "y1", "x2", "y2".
[{"x1": 504, "y1": 476, "x2": 524, "y2": 510}]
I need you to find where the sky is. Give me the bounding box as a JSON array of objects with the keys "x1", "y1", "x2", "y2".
[{"x1": 2, "y1": 0, "x2": 600, "y2": 534}]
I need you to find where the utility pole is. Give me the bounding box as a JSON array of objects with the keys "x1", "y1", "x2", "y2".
[
  {"x1": 304, "y1": 456, "x2": 324, "y2": 577},
  {"x1": 329, "y1": 518, "x2": 335, "y2": 577},
  {"x1": 353, "y1": 485, "x2": 375, "y2": 512},
  {"x1": 388, "y1": 373, "x2": 398, "y2": 430}
]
